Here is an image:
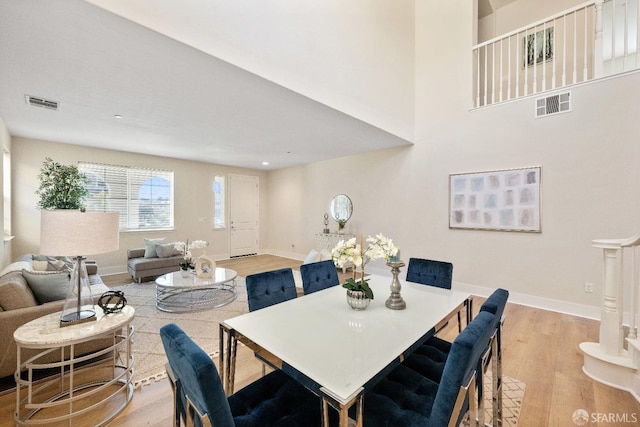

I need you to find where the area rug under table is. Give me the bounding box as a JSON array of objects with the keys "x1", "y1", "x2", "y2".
[
  {"x1": 460, "y1": 371, "x2": 525, "y2": 427},
  {"x1": 109, "y1": 277, "x2": 249, "y2": 388}
]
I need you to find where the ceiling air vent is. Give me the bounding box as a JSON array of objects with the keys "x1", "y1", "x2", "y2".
[
  {"x1": 535, "y1": 91, "x2": 570, "y2": 118},
  {"x1": 25, "y1": 95, "x2": 59, "y2": 111}
]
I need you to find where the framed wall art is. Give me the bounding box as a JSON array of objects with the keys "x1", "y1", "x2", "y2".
[
  {"x1": 449, "y1": 166, "x2": 541, "y2": 232},
  {"x1": 523, "y1": 27, "x2": 554, "y2": 67}
]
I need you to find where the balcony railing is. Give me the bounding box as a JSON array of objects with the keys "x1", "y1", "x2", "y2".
[{"x1": 473, "y1": 0, "x2": 639, "y2": 108}]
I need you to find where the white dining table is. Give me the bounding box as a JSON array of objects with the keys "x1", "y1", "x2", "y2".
[{"x1": 220, "y1": 273, "x2": 471, "y2": 427}]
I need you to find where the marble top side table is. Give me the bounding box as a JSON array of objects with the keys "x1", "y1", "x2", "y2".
[{"x1": 14, "y1": 305, "x2": 135, "y2": 426}]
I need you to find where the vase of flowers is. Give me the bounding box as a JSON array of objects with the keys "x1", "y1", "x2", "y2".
[
  {"x1": 174, "y1": 239, "x2": 208, "y2": 276},
  {"x1": 331, "y1": 233, "x2": 398, "y2": 310}
]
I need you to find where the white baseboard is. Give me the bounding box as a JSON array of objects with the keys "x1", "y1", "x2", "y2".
[
  {"x1": 453, "y1": 280, "x2": 601, "y2": 320},
  {"x1": 264, "y1": 249, "x2": 305, "y2": 262}
]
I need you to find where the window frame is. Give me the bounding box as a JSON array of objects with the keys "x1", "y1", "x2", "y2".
[{"x1": 79, "y1": 162, "x2": 175, "y2": 232}]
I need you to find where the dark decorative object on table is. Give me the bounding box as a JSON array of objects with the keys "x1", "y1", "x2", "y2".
[
  {"x1": 323, "y1": 213, "x2": 330, "y2": 233},
  {"x1": 98, "y1": 290, "x2": 127, "y2": 314}
]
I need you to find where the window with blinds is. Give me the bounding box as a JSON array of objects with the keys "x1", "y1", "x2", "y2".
[{"x1": 79, "y1": 162, "x2": 174, "y2": 231}]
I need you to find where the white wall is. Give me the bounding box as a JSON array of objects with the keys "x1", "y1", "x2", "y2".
[
  {"x1": 266, "y1": 0, "x2": 640, "y2": 316},
  {"x1": 11, "y1": 137, "x2": 268, "y2": 274},
  {"x1": 86, "y1": 0, "x2": 416, "y2": 142}
]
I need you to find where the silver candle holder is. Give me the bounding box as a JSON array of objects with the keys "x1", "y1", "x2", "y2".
[{"x1": 385, "y1": 260, "x2": 406, "y2": 310}]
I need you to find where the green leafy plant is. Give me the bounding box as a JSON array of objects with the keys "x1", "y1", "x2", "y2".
[
  {"x1": 342, "y1": 277, "x2": 374, "y2": 300},
  {"x1": 35, "y1": 157, "x2": 88, "y2": 209}
]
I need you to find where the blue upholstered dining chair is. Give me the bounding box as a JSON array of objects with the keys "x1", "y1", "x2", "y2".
[
  {"x1": 160, "y1": 323, "x2": 323, "y2": 427},
  {"x1": 362, "y1": 311, "x2": 497, "y2": 427},
  {"x1": 245, "y1": 268, "x2": 297, "y2": 312},
  {"x1": 403, "y1": 288, "x2": 509, "y2": 427},
  {"x1": 300, "y1": 259, "x2": 340, "y2": 295},
  {"x1": 478, "y1": 288, "x2": 509, "y2": 426},
  {"x1": 405, "y1": 257, "x2": 465, "y2": 332},
  {"x1": 245, "y1": 268, "x2": 297, "y2": 375}
]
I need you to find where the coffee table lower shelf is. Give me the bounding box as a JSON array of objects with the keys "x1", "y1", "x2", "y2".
[{"x1": 156, "y1": 283, "x2": 237, "y2": 312}]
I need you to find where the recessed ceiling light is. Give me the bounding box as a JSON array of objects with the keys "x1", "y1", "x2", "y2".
[
  {"x1": 262, "y1": 161, "x2": 269, "y2": 166},
  {"x1": 114, "y1": 114, "x2": 123, "y2": 119}
]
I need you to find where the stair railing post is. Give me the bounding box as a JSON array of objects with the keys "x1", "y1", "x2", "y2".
[{"x1": 593, "y1": 239, "x2": 625, "y2": 356}]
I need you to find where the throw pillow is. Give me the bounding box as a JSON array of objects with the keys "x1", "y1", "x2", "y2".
[
  {"x1": 22, "y1": 269, "x2": 71, "y2": 304},
  {"x1": 144, "y1": 238, "x2": 165, "y2": 258},
  {"x1": 156, "y1": 242, "x2": 181, "y2": 258},
  {"x1": 303, "y1": 249, "x2": 321, "y2": 264},
  {"x1": 319, "y1": 249, "x2": 332, "y2": 261},
  {"x1": 31, "y1": 260, "x2": 49, "y2": 271}
]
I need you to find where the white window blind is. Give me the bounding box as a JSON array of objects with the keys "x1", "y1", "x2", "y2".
[
  {"x1": 213, "y1": 175, "x2": 225, "y2": 229},
  {"x1": 79, "y1": 162, "x2": 174, "y2": 231}
]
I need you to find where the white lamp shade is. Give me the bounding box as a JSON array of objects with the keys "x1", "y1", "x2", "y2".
[{"x1": 40, "y1": 210, "x2": 119, "y2": 256}]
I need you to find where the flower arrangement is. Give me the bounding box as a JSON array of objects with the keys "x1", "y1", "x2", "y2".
[
  {"x1": 174, "y1": 239, "x2": 208, "y2": 270},
  {"x1": 331, "y1": 233, "x2": 398, "y2": 299}
]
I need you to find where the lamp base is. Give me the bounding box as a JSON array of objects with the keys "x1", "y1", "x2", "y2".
[{"x1": 60, "y1": 309, "x2": 97, "y2": 327}]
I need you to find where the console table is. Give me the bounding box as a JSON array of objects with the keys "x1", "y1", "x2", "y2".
[
  {"x1": 314, "y1": 232, "x2": 354, "y2": 254},
  {"x1": 315, "y1": 233, "x2": 354, "y2": 271},
  {"x1": 14, "y1": 305, "x2": 134, "y2": 426}
]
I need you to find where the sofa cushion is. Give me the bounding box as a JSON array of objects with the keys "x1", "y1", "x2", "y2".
[
  {"x1": 144, "y1": 238, "x2": 165, "y2": 258},
  {"x1": 31, "y1": 255, "x2": 74, "y2": 272},
  {"x1": 128, "y1": 255, "x2": 182, "y2": 272},
  {"x1": 156, "y1": 242, "x2": 182, "y2": 258},
  {"x1": 0, "y1": 272, "x2": 38, "y2": 310},
  {"x1": 22, "y1": 270, "x2": 71, "y2": 304}
]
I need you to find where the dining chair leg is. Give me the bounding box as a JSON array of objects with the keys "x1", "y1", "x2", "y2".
[
  {"x1": 220, "y1": 325, "x2": 238, "y2": 396},
  {"x1": 492, "y1": 321, "x2": 504, "y2": 427}
]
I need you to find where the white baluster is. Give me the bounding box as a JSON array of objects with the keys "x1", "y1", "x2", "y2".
[
  {"x1": 484, "y1": 46, "x2": 488, "y2": 106},
  {"x1": 499, "y1": 38, "x2": 504, "y2": 102},
  {"x1": 563, "y1": 14, "x2": 567, "y2": 86},
  {"x1": 507, "y1": 35, "x2": 512, "y2": 100},
  {"x1": 594, "y1": 0, "x2": 604, "y2": 78},
  {"x1": 574, "y1": 11, "x2": 578, "y2": 83}
]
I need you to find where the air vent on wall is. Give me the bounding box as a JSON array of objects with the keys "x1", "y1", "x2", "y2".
[
  {"x1": 535, "y1": 91, "x2": 570, "y2": 118},
  {"x1": 25, "y1": 95, "x2": 59, "y2": 111}
]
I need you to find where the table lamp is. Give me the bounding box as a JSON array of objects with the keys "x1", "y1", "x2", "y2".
[{"x1": 40, "y1": 209, "x2": 119, "y2": 327}]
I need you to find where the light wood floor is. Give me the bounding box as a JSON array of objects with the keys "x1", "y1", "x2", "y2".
[{"x1": 2, "y1": 254, "x2": 639, "y2": 426}]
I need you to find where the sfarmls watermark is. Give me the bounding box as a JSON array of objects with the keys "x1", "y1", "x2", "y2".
[{"x1": 572, "y1": 409, "x2": 638, "y2": 425}]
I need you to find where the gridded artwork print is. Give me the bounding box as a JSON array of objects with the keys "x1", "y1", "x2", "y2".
[{"x1": 449, "y1": 167, "x2": 541, "y2": 232}]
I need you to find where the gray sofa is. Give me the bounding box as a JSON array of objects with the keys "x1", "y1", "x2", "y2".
[
  {"x1": 0, "y1": 255, "x2": 110, "y2": 379},
  {"x1": 127, "y1": 248, "x2": 182, "y2": 283}
]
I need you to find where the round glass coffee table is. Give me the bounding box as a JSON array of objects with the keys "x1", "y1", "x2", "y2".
[{"x1": 155, "y1": 268, "x2": 238, "y2": 312}]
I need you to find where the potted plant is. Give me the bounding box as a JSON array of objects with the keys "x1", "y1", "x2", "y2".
[
  {"x1": 35, "y1": 157, "x2": 88, "y2": 210},
  {"x1": 331, "y1": 234, "x2": 398, "y2": 310}
]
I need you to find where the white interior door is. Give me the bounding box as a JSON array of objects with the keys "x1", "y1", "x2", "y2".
[{"x1": 229, "y1": 174, "x2": 259, "y2": 257}]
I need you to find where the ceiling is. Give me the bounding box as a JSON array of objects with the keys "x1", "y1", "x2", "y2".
[{"x1": 0, "y1": 0, "x2": 411, "y2": 170}]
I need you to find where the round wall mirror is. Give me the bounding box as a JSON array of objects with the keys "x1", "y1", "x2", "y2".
[{"x1": 329, "y1": 194, "x2": 353, "y2": 226}]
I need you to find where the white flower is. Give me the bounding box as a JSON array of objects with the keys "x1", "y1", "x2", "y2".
[
  {"x1": 189, "y1": 240, "x2": 209, "y2": 250},
  {"x1": 174, "y1": 239, "x2": 209, "y2": 265},
  {"x1": 331, "y1": 233, "x2": 398, "y2": 269},
  {"x1": 365, "y1": 233, "x2": 398, "y2": 261}
]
